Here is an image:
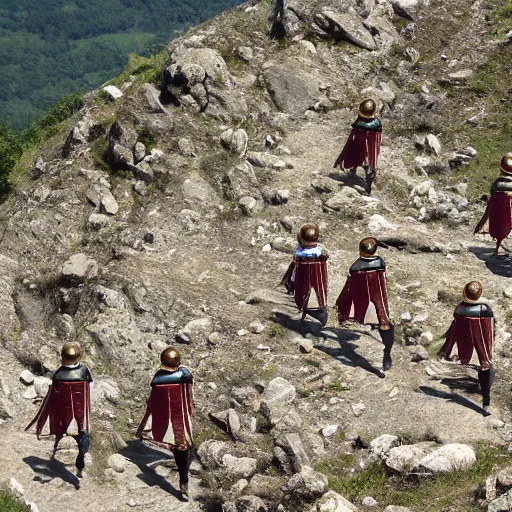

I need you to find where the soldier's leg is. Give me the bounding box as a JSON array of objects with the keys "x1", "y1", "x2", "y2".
[
  {"x1": 478, "y1": 367, "x2": 494, "y2": 413},
  {"x1": 379, "y1": 324, "x2": 394, "y2": 371},
  {"x1": 50, "y1": 436, "x2": 60, "y2": 459},
  {"x1": 365, "y1": 167, "x2": 376, "y2": 195},
  {"x1": 73, "y1": 431, "x2": 89, "y2": 476},
  {"x1": 173, "y1": 448, "x2": 191, "y2": 498}
]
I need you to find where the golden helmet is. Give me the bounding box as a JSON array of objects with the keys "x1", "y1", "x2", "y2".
[
  {"x1": 463, "y1": 281, "x2": 482, "y2": 302},
  {"x1": 299, "y1": 224, "x2": 320, "y2": 247},
  {"x1": 160, "y1": 347, "x2": 181, "y2": 371},
  {"x1": 500, "y1": 153, "x2": 512, "y2": 176},
  {"x1": 359, "y1": 237, "x2": 378, "y2": 257},
  {"x1": 61, "y1": 342, "x2": 82, "y2": 365},
  {"x1": 358, "y1": 99, "x2": 377, "y2": 119}
]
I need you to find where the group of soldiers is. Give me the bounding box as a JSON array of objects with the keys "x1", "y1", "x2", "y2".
[{"x1": 24, "y1": 98, "x2": 512, "y2": 500}]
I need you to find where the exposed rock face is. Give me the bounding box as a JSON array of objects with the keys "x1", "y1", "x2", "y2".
[
  {"x1": 61, "y1": 253, "x2": 99, "y2": 285},
  {"x1": 262, "y1": 65, "x2": 320, "y2": 117}
]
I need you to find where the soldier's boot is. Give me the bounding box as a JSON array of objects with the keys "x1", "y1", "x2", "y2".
[
  {"x1": 478, "y1": 367, "x2": 494, "y2": 415},
  {"x1": 307, "y1": 308, "x2": 328, "y2": 327},
  {"x1": 379, "y1": 325, "x2": 395, "y2": 372},
  {"x1": 365, "y1": 168, "x2": 376, "y2": 195}
]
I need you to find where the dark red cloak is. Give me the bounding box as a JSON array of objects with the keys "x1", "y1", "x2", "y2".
[
  {"x1": 474, "y1": 191, "x2": 512, "y2": 249},
  {"x1": 25, "y1": 381, "x2": 91, "y2": 439},
  {"x1": 440, "y1": 314, "x2": 493, "y2": 369},
  {"x1": 333, "y1": 128, "x2": 382, "y2": 170},
  {"x1": 293, "y1": 258, "x2": 328, "y2": 310},
  {"x1": 336, "y1": 269, "x2": 390, "y2": 327},
  {"x1": 137, "y1": 383, "x2": 194, "y2": 450}
]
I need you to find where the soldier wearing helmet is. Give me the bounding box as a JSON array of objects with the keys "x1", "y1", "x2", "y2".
[
  {"x1": 281, "y1": 224, "x2": 329, "y2": 326},
  {"x1": 336, "y1": 237, "x2": 394, "y2": 375},
  {"x1": 137, "y1": 347, "x2": 194, "y2": 501},
  {"x1": 438, "y1": 281, "x2": 494, "y2": 414},
  {"x1": 474, "y1": 153, "x2": 512, "y2": 254},
  {"x1": 333, "y1": 99, "x2": 383, "y2": 195},
  {"x1": 26, "y1": 342, "x2": 93, "y2": 478}
]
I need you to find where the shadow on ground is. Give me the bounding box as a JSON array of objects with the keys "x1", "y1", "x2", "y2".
[
  {"x1": 121, "y1": 440, "x2": 185, "y2": 501},
  {"x1": 23, "y1": 456, "x2": 80, "y2": 489},
  {"x1": 272, "y1": 311, "x2": 385, "y2": 378},
  {"x1": 328, "y1": 170, "x2": 367, "y2": 189},
  {"x1": 469, "y1": 245, "x2": 512, "y2": 278},
  {"x1": 419, "y1": 385, "x2": 488, "y2": 416}
]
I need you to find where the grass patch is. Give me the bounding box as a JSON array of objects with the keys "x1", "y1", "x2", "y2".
[
  {"x1": 109, "y1": 51, "x2": 167, "y2": 88},
  {"x1": 318, "y1": 442, "x2": 512, "y2": 511},
  {"x1": 0, "y1": 492, "x2": 30, "y2": 512}
]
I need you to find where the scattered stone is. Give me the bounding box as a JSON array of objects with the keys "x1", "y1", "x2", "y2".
[
  {"x1": 316, "y1": 491, "x2": 359, "y2": 511},
  {"x1": 401, "y1": 312, "x2": 412, "y2": 322},
  {"x1": 389, "y1": 387, "x2": 399, "y2": 398},
  {"x1": 250, "y1": 322, "x2": 266, "y2": 334},
  {"x1": 299, "y1": 339, "x2": 314, "y2": 354},
  {"x1": 282, "y1": 466, "x2": 328, "y2": 499},
  {"x1": 322, "y1": 425, "x2": 339, "y2": 438},
  {"x1": 261, "y1": 377, "x2": 296, "y2": 406},
  {"x1": 323, "y1": 187, "x2": 364, "y2": 211},
  {"x1": 385, "y1": 442, "x2": 437, "y2": 473},
  {"x1": 278, "y1": 433, "x2": 311, "y2": 473},
  {"x1": 20, "y1": 370, "x2": 35, "y2": 386},
  {"x1": 222, "y1": 454, "x2": 258, "y2": 477},
  {"x1": 368, "y1": 214, "x2": 397, "y2": 233},
  {"x1": 88, "y1": 213, "x2": 111, "y2": 230},
  {"x1": 384, "y1": 507, "x2": 412, "y2": 512},
  {"x1": 497, "y1": 466, "x2": 512, "y2": 488},
  {"x1": 34, "y1": 377, "x2": 52, "y2": 398},
  {"x1": 370, "y1": 434, "x2": 400, "y2": 456},
  {"x1": 0, "y1": 397, "x2": 15, "y2": 419},
  {"x1": 208, "y1": 332, "x2": 223, "y2": 345},
  {"x1": 362, "y1": 497, "x2": 378, "y2": 507},
  {"x1": 237, "y1": 46, "x2": 254, "y2": 62},
  {"x1": 239, "y1": 196, "x2": 258, "y2": 216},
  {"x1": 265, "y1": 189, "x2": 289, "y2": 206},
  {"x1": 410, "y1": 345, "x2": 429, "y2": 362},
  {"x1": 412, "y1": 443, "x2": 476, "y2": 473},
  {"x1": 351, "y1": 403, "x2": 366, "y2": 417},
  {"x1": 235, "y1": 495, "x2": 268, "y2": 512},
  {"x1": 221, "y1": 128, "x2": 248, "y2": 156},
  {"x1": 108, "y1": 453, "x2": 127, "y2": 473},
  {"x1": 102, "y1": 85, "x2": 123, "y2": 100},
  {"x1": 61, "y1": 253, "x2": 99, "y2": 284}
]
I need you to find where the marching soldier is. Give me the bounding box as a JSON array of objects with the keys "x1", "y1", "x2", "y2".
[
  {"x1": 336, "y1": 237, "x2": 394, "y2": 373},
  {"x1": 438, "y1": 281, "x2": 494, "y2": 414},
  {"x1": 333, "y1": 98, "x2": 383, "y2": 194},
  {"x1": 474, "y1": 153, "x2": 512, "y2": 254},
  {"x1": 281, "y1": 224, "x2": 329, "y2": 327},
  {"x1": 25, "y1": 342, "x2": 92, "y2": 478},
  {"x1": 136, "y1": 347, "x2": 194, "y2": 501}
]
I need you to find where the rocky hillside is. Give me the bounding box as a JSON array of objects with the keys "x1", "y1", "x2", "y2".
[{"x1": 1, "y1": 0, "x2": 512, "y2": 511}]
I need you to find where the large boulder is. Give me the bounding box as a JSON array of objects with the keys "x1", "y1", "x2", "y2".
[
  {"x1": 316, "y1": 491, "x2": 359, "y2": 511},
  {"x1": 412, "y1": 443, "x2": 476, "y2": 473},
  {"x1": 262, "y1": 65, "x2": 320, "y2": 117},
  {"x1": 384, "y1": 442, "x2": 437, "y2": 473}
]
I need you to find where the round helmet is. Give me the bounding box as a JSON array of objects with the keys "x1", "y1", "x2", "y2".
[
  {"x1": 463, "y1": 281, "x2": 482, "y2": 302},
  {"x1": 500, "y1": 153, "x2": 512, "y2": 176},
  {"x1": 358, "y1": 99, "x2": 377, "y2": 119},
  {"x1": 160, "y1": 347, "x2": 181, "y2": 371},
  {"x1": 359, "y1": 237, "x2": 378, "y2": 257},
  {"x1": 299, "y1": 224, "x2": 320, "y2": 247},
  {"x1": 61, "y1": 342, "x2": 82, "y2": 365}
]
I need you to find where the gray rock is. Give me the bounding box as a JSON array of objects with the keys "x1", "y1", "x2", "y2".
[
  {"x1": 262, "y1": 377, "x2": 296, "y2": 406},
  {"x1": 226, "y1": 162, "x2": 259, "y2": 200},
  {"x1": 222, "y1": 454, "x2": 257, "y2": 477},
  {"x1": 177, "y1": 138, "x2": 195, "y2": 156},
  {"x1": 384, "y1": 507, "x2": 412, "y2": 512},
  {"x1": 108, "y1": 453, "x2": 127, "y2": 473},
  {"x1": 23, "y1": 386, "x2": 38, "y2": 399},
  {"x1": 102, "y1": 85, "x2": 123, "y2": 100},
  {"x1": 311, "y1": 177, "x2": 338, "y2": 194},
  {"x1": 238, "y1": 46, "x2": 254, "y2": 62},
  {"x1": 235, "y1": 495, "x2": 268, "y2": 512},
  {"x1": 362, "y1": 497, "x2": 378, "y2": 507},
  {"x1": 317, "y1": 9, "x2": 377, "y2": 50},
  {"x1": 282, "y1": 466, "x2": 328, "y2": 499},
  {"x1": 390, "y1": 0, "x2": 417, "y2": 20},
  {"x1": 141, "y1": 83, "x2": 171, "y2": 115},
  {"x1": 323, "y1": 187, "x2": 364, "y2": 211},
  {"x1": 134, "y1": 141, "x2": 146, "y2": 163},
  {"x1": 370, "y1": 434, "x2": 400, "y2": 457},
  {"x1": 316, "y1": 491, "x2": 359, "y2": 511},
  {"x1": 277, "y1": 433, "x2": 311, "y2": 473},
  {"x1": 367, "y1": 214, "x2": 396, "y2": 233},
  {"x1": 497, "y1": 465, "x2": 512, "y2": 487},
  {"x1": 250, "y1": 322, "x2": 266, "y2": 334},
  {"x1": 299, "y1": 339, "x2": 314, "y2": 353},
  {"x1": 227, "y1": 409, "x2": 241, "y2": 438},
  {"x1": 232, "y1": 478, "x2": 249, "y2": 495},
  {"x1": 183, "y1": 317, "x2": 212, "y2": 338},
  {"x1": 33, "y1": 376, "x2": 52, "y2": 397},
  {"x1": 182, "y1": 173, "x2": 219, "y2": 205},
  {"x1": 385, "y1": 442, "x2": 437, "y2": 473},
  {"x1": 61, "y1": 253, "x2": 99, "y2": 284},
  {"x1": 197, "y1": 439, "x2": 230, "y2": 467},
  {"x1": 488, "y1": 491, "x2": 512, "y2": 512},
  {"x1": 246, "y1": 151, "x2": 286, "y2": 169},
  {"x1": 20, "y1": 370, "x2": 35, "y2": 386},
  {"x1": 410, "y1": 345, "x2": 429, "y2": 362},
  {"x1": 133, "y1": 161, "x2": 154, "y2": 183},
  {"x1": 412, "y1": 443, "x2": 476, "y2": 473},
  {"x1": 425, "y1": 134, "x2": 441, "y2": 155},
  {"x1": 262, "y1": 65, "x2": 320, "y2": 117},
  {"x1": 221, "y1": 128, "x2": 248, "y2": 156},
  {"x1": 91, "y1": 378, "x2": 121, "y2": 408},
  {"x1": 261, "y1": 403, "x2": 303, "y2": 431},
  {"x1": 88, "y1": 213, "x2": 111, "y2": 230},
  {"x1": 0, "y1": 397, "x2": 15, "y2": 419}
]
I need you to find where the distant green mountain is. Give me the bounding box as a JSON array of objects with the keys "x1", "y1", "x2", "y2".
[{"x1": 0, "y1": 0, "x2": 243, "y2": 131}]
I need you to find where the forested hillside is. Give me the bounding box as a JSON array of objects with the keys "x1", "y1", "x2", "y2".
[{"x1": 0, "y1": 0, "x2": 243, "y2": 131}]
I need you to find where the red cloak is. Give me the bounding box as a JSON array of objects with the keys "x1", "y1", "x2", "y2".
[
  {"x1": 440, "y1": 314, "x2": 493, "y2": 369},
  {"x1": 25, "y1": 381, "x2": 91, "y2": 440},
  {"x1": 474, "y1": 191, "x2": 512, "y2": 249},
  {"x1": 333, "y1": 128, "x2": 382, "y2": 170},
  {"x1": 137, "y1": 383, "x2": 194, "y2": 451},
  {"x1": 293, "y1": 258, "x2": 328, "y2": 310},
  {"x1": 336, "y1": 269, "x2": 391, "y2": 327}
]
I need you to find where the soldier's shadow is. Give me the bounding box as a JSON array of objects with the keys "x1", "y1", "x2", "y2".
[
  {"x1": 418, "y1": 385, "x2": 488, "y2": 416},
  {"x1": 468, "y1": 245, "x2": 512, "y2": 277},
  {"x1": 120, "y1": 440, "x2": 185, "y2": 501},
  {"x1": 22, "y1": 456, "x2": 80, "y2": 489},
  {"x1": 328, "y1": 170, "x2": 367, "y2": 189},
  {"x1": 272, "y1": 312, "x2": 384, "y2": 377}
]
